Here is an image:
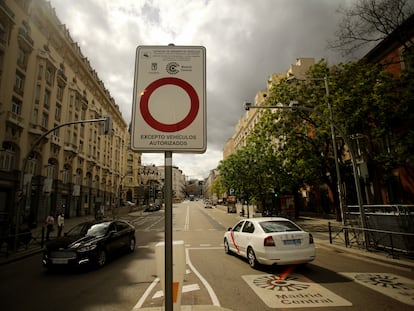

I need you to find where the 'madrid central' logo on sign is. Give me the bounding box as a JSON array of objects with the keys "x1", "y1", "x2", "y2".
[{"x1": 131, "y1": 45, "x2": 206, "y2": 153}]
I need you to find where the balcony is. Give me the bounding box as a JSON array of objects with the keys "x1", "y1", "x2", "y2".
[
  {"x1": 50, "y1": 135, "x2": 62, "y2": 146},
  {"x1": 6, "y1": 111, "x2": 24, "y2": 129},
  {"x1": 64, "y1": 143, "x2": 78, "y2": 157},
  {"x1": 57, "y1": 69, "x2": 67, "y2": 84},
  {"x1": 17, "y1": 28, "x2": 34, "y2": 52},
  {"x1": 4, "y1": 127, "x2": 21, "y2": 144}
]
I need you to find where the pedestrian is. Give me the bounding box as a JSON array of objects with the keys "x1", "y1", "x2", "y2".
[
  {"x1": 45, "y1": 213, "x2": 55, "y2": 241},
  {"x1": 57, "y1": 212, "x2": 64, "y2": 237}
]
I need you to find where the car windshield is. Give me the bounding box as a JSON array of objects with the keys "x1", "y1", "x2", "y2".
[
  {"x1": 66, "y1": 222, "x2": 110, "y2": 237},
  {"x1": 86, "y1": 223, "x2": 110, "y2": 237},
  {"x1": 259, "y1": 220, "x2": 302, "y2": 233}
]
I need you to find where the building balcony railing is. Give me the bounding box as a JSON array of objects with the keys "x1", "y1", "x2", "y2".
[
  {"x1": 50, "y1": 135, "x2": 62, "y2": 146},
  {"x1": 17, "y1": 28, "x2": 34, "y2": 51},
  {"x1": 6, "y1": 111, "x2": 24, "y2": 129},
  {"x1": 63, "y1": 142, "x2": 78, "y2": 154}
]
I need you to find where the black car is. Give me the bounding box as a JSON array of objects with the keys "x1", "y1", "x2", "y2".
[
  {"x1": 144, "y1": 203, "x2": 161, "y2": 212},
  {"x1": 42, "y1": 219, "x2": 136, "y2": 269}
]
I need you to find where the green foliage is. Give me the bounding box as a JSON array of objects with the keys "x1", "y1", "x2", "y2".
[{"x1": 218, "y1": 57, "x2": 414, "y2": 206}]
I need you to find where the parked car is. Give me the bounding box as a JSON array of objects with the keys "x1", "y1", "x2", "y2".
[
  {"x1": 124, "y1": 201, "x2": 135, "y2": 207},
  {"x1": 223, "y1": 217, "x2": 315, "y2": 269},
  {"x1": 204, "y1": 200, "x2": 213, "y2": 208},
  {"x1": 42, "y1": 220, "x2": 136, "y2": 269},
  {"x1": 144, "y1": 203, "x2": 161, "y2": 212}
]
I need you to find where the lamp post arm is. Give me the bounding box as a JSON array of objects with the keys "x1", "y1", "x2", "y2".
[
  {"x1": 246, "y1": 104, "x2": 367, "y2": 236},
  {"x1": 14, "y1": 117, "x2": 109, "y2": 251}
]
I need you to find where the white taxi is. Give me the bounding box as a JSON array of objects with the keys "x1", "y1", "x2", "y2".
[{"x1": 224, "y1": 217, "x2": 315, "y2": 269}]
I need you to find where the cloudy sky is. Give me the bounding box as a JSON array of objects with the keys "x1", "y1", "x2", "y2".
[{"x1": 50, "y1": 0, "x2": 358, "y2": 180}]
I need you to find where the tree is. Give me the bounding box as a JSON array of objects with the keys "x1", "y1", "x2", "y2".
[{"x1": 329, "y1": 0, "x2": 414, "y2": 56}]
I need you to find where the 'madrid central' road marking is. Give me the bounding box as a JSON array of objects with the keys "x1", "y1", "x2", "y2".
[
  {"x1": 340, "y1": 272, "x2": 414, "y2": 306},
  {"x1": 243, "y1": 273, "x2": 352, "y2": 308}
]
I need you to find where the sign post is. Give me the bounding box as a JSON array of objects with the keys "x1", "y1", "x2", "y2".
[{"x1": 131, "y1": 45, "x2": 206, "y2": 311}]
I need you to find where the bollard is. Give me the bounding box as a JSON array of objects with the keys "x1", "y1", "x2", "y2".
[{"x1": 155, "y1": 240, "x2": 186, "y2": 310}]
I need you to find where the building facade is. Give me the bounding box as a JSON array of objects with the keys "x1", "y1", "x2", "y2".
[
  {"x1": 0, "y1": 0, "x2": 137, "y2": 229},
  {"x1": 226, "y1": 58, "x2": 315, "y2": 158}
]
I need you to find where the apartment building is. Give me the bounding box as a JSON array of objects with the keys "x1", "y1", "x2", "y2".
[
  {"x1": 226, "y1": 58, "x2": 314, "y2": 157},
  {"x1": 0, "y1": 0, "x2": 136, "y2": 228},
  {"x1": 155, "y1": 165, "x2": 186, "y2": 203}
]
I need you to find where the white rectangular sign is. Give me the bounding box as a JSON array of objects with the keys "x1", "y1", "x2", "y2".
[{"x1": 131, "y1": 45, "x2": 206, "y2": 153}]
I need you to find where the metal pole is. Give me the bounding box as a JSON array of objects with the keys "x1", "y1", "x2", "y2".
[
  {"x1": 14, "y1": 118, "x2": 107, "y2": 251},
  {"x1": 245, "y1": 104, "x2": 367, "y2": 248},
  {"x1": 324, "y1": 76, "x2": 346, "y2": 226},
  {"x1": 164, "y1": 151, "x2": 173, "y2": 311}
]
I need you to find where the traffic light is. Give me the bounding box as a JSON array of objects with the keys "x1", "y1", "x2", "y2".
[
  {"x1": 244, "y1": 102, "x2": 252, "y2": 111},
  {"x1": 274, "y1": 192, "x2": 279, "y2": 198},
  {"x1": 101, "y1": 116, "x2": 112, "y2": 135}
]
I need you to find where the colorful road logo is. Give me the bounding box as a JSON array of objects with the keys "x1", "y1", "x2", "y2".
[{"x1": 243, "y1": 274, "x2": 352, "y2": 308}]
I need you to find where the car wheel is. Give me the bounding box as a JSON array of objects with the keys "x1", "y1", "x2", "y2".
[
  {"x1": 224, "y1": 238, "x2": 231, "y2": 255},
  {"x1": 96, "y1": 249, "x2": 107, "y2": 267},
  {"x1": 128, "y1": 237, "x2": 136, "y2": 252},
  {"x1": 247, "y1": 247, "x2": 258, "y2": 269}
]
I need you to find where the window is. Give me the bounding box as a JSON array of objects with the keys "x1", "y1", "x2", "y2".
[
  {"x1": 37, "y1": 64, "x2": 43, "y2": 80},
  {"x1": 0, "y1": 21, "x2": 6, "y2": 45},
  {"x1": 62, "y1": 169, "x2": 70, "y2": 184},
  {"x1": 57, "y1": 84, "x2": 64, "y2": 101},
  {"x1": 0, "y1": 145, "x2": 15, "y2": 171},
  {"x1": 35, "y1": 84, "x2": 41, "y2": 104},
  {"x1": 41, "y1": 113, "x2": 48, "y2": 128},
  {"x1": 11, "y1": 97, "x2": 22, "y2": 115},
  {"x1": 17, "y1": 47, "x2": 26, "y2": 68},
  {"x1": 14, "y1": 71, "x2": 25, "y2": 94},
  {"x1": 32, "y1": 108, "x2": 38, "y2": 124},
  {"x1": 260, "y1": 220, "x2": 302, "y2": 233},
  {"x1": 43, "y1": 89, "x2": 50, "y2": 109},
  {"x1": 46, "y1": 165, "x2": 55, "y2": 179},
  {"x1": 232, "y1": 221, "x2": 244, "y2": 232},
  {"x1": 45, "y1": 67, "x2": 53, "y2": 85},
  {"x1": 79, "y1": 141, "x2": 84, "y2": 153},
  {"x1": 402, "y1": 45, "x2": 414, "y2": 71},
  {"x1": 27, "y1": 153, "x2": 39, "y2": 175},
  {"x1": 80, "y1": 124, "x2": 85, "y2": 138},
  {"x1": 242, "y1": 221, "x2": 255, "y2": 233},
  {"x1": 55, "y1": 104, "x2": 61, "y2": 121}
]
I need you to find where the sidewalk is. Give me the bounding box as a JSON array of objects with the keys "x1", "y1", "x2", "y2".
[
  {"x1": 295, "y1": 215, "x2": 414, "y2": 271},
  {"x1": 0, "y1": 205, "x2": 135, "y2": 266}
]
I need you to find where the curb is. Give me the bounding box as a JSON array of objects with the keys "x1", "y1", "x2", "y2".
[{"x1": 315, "y1": 238, "x2": 414, "y2": 271}]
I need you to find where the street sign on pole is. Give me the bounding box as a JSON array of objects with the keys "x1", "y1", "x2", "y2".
[{"x1": 131, "y1": 45, "x2": 206, "y2": 153}]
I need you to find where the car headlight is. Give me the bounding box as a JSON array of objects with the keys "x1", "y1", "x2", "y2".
[{"x1": 77, "y1": 244, "x2": 97, "y2": 252}]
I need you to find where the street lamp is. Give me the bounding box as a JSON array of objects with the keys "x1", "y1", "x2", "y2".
[
  {"x1": 244, "y1": 102, "x2": 367, "y2": 247},
  {"x1": 287, "y1": 75, "x2": 345, "y2": 225}
]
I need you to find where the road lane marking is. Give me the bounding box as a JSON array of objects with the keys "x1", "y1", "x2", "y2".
[
  {"x1": 184, "y1": 206, "x2": 190, "y2": 231},
  {"x1": 340, "y1": 272, "x2": 414, "y2": 306},
  {"x1": 132, "y1": 277, "x2": 160, "y2": 310},
  {"x1": 243, "y1": 274, "x2": 352, "y2": 308},
  {"x1": 186, "y1": 248, "x2": 221, "y2": 307},
  {"x1": 152, "y1": 283, "x2": 201, "y2": 299}
]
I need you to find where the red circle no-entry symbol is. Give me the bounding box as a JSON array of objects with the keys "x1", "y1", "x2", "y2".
[{"x1": 139, "y1": 77, "x2": 199, "y2": 132}]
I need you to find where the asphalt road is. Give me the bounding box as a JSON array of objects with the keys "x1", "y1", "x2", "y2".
[{"x1": 0, "y1": 201, "x2": 413, "y2": 311}]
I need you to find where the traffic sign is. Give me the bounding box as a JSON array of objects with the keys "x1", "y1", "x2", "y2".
[{"x1": 131, "y1": 45, "x2": 206, "y2": 153}]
